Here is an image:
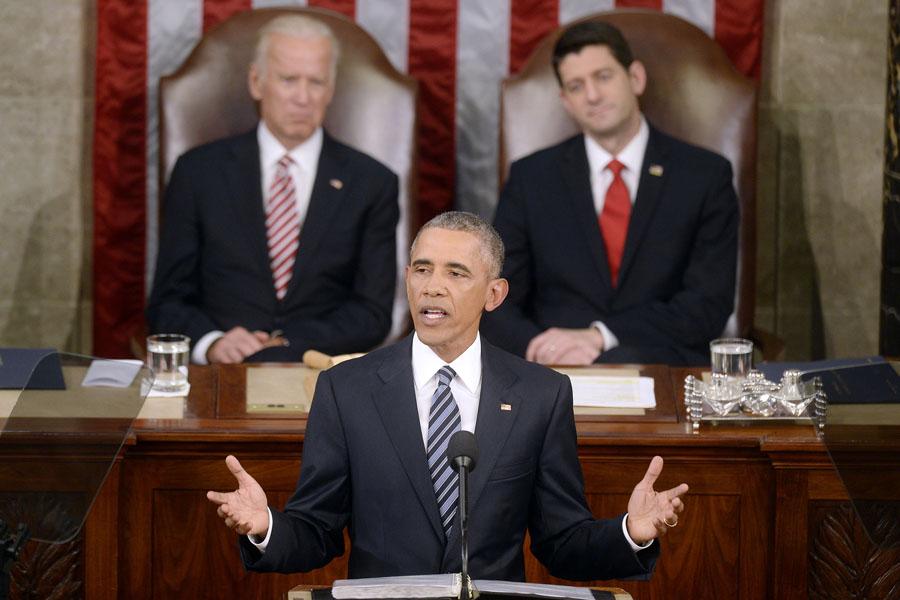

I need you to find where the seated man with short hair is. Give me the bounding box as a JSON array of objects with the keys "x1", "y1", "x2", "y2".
[
  {"x1": 481, "y1": 21, "x2": 739, "y2": 366},
  {"x1": 147, "y1": 15, "x2": 399, "y2": 364}
]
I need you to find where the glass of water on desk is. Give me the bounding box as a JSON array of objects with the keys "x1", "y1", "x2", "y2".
[
  {"x1": 709, "y1": 337, "x2": 753, "y2": 412},
  {"x1": 710, "y1": 337, "x2": 753, "y2": 380},
  {"x1": 146, "y1": 334, "x2": 190, "y2": 394}
]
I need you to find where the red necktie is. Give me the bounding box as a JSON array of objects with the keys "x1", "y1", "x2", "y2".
[
  {"x1": 599, "y1": 159, "x2": 631, "y2": 286},
  {"x1": 266, "y1": 155, "x2": 301, "y2": 300}
]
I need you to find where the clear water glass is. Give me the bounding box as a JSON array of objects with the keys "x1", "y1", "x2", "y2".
[
  {"x1": 710, "y1": 337, "x2": 753, "y2": 380},
  {"x1": 146, "y1": 334, "x2": 190, "y2": 394}
]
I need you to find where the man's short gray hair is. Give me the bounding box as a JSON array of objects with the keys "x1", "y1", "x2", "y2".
[
  {"x1": 411, "y1": 211, "x2": 505, "y2": 279},
  {"x1": 253, "y1": 15, "x2": 341, "y2": 81}
]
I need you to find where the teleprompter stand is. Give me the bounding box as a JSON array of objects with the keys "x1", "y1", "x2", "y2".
[{"x1": 0, "y1": 352, "x2": 150, "y2": 598}]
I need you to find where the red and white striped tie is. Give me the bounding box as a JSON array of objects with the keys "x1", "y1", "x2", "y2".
[{"x1": 266, "y1": 155, "x2": 301, "y2": 300}]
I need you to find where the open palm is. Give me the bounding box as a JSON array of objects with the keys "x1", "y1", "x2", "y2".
[
  {"x1": 625, "y1": 456, "x2": 688, "y2": 545},
  {"x1": 206, "y1": 455, "x2": 270, "y2": 537}
]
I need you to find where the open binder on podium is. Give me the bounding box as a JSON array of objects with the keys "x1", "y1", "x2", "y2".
[
  {"x1": 286, "y1": 573, "x2": 631, "y2": 600},
  {"x1": 332, "y1": 574, "x2": 626, "y2": 600},
  {"x1": 287, "y1": 575, "x2": 631, "y2": 600},
  {"x1": 0, "y1": 351, "x2": 151, "y2": 599}
]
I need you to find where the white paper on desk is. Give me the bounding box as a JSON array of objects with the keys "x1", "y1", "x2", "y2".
[
  {"x1": 566, "y1": 375, "x2": 656, "y2": 409},
  {"x1": 81, "y1": 359, "x2": 143, "y2": 388}
]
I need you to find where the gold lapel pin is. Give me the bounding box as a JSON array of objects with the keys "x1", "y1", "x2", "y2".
[
  {"x1": 500, "y1": 403, "x2": 512, "y2": 411},
  {"x1": 649, "y1": 164, "x2": 664, "y2": 177},
  {"x1": 330, "y1": 178, "x2": 344, "y2": 190}
]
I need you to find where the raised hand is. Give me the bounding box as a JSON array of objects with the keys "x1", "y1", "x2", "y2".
[
  {"x1": 625, "y1": 456, "x2": 688, "y2": 545},
  {"x1": 206, "y1": 455, "x2": 270, "y2": 537}
]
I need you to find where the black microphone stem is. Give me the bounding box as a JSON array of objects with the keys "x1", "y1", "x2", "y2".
[
  {"x1": 458, "y1": 462, "x2": 469, "y2": 600},
  {"x1": 447, "y1": 430, "x2": 477, "y2": 600}
]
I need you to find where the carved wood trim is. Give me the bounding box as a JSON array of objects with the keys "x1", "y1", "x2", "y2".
[{"x1": 808, "y1": 502, "x2": 900, "y2": 599}]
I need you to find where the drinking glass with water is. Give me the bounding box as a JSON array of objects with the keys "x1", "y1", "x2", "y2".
[
  {"x1": 146, "y1": 334, "x2": 190, "y2": 394},
  {"x1": 710, "y1": 338, "x2": 753, "y2": 380}
]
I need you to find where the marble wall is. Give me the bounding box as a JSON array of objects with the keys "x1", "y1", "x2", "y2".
[
  {"x1": 0, "y1": 0, "x2": 94, "y2": 353},
  {"x1": 756, "y1": 0, "x2": 888, "y2": 359},
  {"x1": 881, "y1": 0, "x2": 900, "y2": 355},
  {"x1": 0, "y1": 1, "x2": 889, "y2": 359}
]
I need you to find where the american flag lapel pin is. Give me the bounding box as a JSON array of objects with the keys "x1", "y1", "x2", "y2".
[
  {"x1": 649, "y1": 164, "x2": 664, "y2": 177},
  {"x1": 500, "y1": 403, "x2": 512, "y2": 411},
  {"x1": 330, "y1": 178, "x2": 344, "y2": 189}
]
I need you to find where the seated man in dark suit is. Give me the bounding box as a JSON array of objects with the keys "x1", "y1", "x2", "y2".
[
  {"x1": 207, "y1": 211, "x2": 687, "y2": 581},
  {"x1": 146, "y1": 15, "x2": 399, "y2": 364},
  {"x1": 481, "y1": 21, "x2": 739, "y2": 366}
]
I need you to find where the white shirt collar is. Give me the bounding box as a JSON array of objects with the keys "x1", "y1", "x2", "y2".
[
  {"x1": 411, "y1": 332, "x2": 482, "y2": 396},
  {"x1": 257, "y1": 121, "x2": 323, "y2": 174},
  {"x1": 584, "y1": 116, "x2": 649, "y2": 179}
]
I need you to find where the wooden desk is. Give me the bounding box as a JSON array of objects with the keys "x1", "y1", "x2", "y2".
[{"x1": 8, "y1": 364, "x2": 898, "y2": 600}]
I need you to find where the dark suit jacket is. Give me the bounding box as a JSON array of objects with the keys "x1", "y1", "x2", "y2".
[
  {"x1": 240, "y1": 336, "x2": 657, "y2": 581},
  {"x1": 482, "y1": 126, "x2": 739, "y2": 365},
  {"x1": 146, "y1": 128, "x2": 399, "y2": 359}
]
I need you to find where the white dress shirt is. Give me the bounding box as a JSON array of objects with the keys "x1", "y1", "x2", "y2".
[
  {"x1": 191, "y1": 123, "x2": 324, "y2": 364},
  {"x1": 583, "y1": 117, "x2": 650, "y2": 353},
  {"x1": 250, "y1": 332, "x2": 650, "y2": 553},
  {"x1": 411, "y1": 332, "x2": 481, "y2": 445}
]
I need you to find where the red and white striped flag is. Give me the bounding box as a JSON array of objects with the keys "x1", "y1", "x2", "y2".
[{"x1": 93, "y1": 0, "x2": 763, "y2": 357}]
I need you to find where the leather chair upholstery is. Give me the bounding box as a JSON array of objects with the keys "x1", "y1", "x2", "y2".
[
  {"x1": 500, "y1": 10, "x2": 773, "y2": 352},
  {"x1": 159, "y1": 7, "x2": 417, "y2": 344}
]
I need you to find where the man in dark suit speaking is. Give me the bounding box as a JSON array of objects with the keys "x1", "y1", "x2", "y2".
[
  {"x1": 146, "y1": 15, "x2": 399, "y2": 364},
  {"x1": 481, "y1": 21, "x2": 739, "y2": 366},
  {"x1": 207, "y1": 212, "x2": 687, "y2": 581}
]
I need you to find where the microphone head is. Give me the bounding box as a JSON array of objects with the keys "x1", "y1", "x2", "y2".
[{"x1": 447, "y1": 430, "x2": 478, "y2": 472}]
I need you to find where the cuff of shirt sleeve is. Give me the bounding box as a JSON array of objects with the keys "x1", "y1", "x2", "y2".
[
  {"x1": 247, "y1": 507, "x2": 273, "y2": 552},
  {"x1": 622, "y1": 513, "x2": 653, "y2": 552},
  {"x1": 591, "y1": 321, "x2": 619, "y2": 352},
  {"x1": 192, "y1": 330, "x2": 224, "y2": 364}
]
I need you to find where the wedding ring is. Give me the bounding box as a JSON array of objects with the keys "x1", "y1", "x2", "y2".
[{"x1": 664, "y1": 517, "x2": 678, "y2": 528}]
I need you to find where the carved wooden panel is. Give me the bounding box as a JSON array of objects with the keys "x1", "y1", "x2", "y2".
[
  {"x1": 1, "y1": 493, "x2": 85, "y2": 600},
  {"x1": 11, "y1": 538, "x2": 82, "y2": 600},
  {"x1": 808, "y1": 501, "x2": 900, "y2": 600}
]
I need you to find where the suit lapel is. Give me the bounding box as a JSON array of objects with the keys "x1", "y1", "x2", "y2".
[
  {"x1": 618, "y1": 127, "x2": 669, "y2": 286},
  {"x1": 372, "y1": 337, "x2": 445, "y2": 542},
  {"x1": 443, "y1": 342, "x2": 520, "y2": 564},
  {"x1": 285, "y1": 132, "x2": 349, "y2": 299},
  {"x1": 225, "y1": 131, "x2": 272, "y2": 283},
  {"x1": 561, "y1": 136, "x2": 614, "y2": 290}
]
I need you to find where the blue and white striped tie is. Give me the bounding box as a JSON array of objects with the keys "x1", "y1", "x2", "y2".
[{"x1": 427, "y1": 365, "x2": 461, "y2": 538}]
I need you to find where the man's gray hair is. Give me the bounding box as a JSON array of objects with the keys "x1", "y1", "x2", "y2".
[
  {"x1": 253, "y1": 15, "x2": 341, "y2": 81},
  {"x1": 412, "y1": 211, "x2": 505, "y2": 279}
]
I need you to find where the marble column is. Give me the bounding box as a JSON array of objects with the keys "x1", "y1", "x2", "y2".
[
  {"x1": 0, "y1": 0, "x2": 94, "y2": 353},
  {"x1": 883, "y1": 0, "x2": 900, "y2": 356}
]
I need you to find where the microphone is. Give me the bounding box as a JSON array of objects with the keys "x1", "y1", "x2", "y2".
[
  {"x1": 446, "y1": 431, "x2": 477, "y2": 600},
  {"x1": 447, "y1": 430, "x2": 478, "y2": 472}
]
